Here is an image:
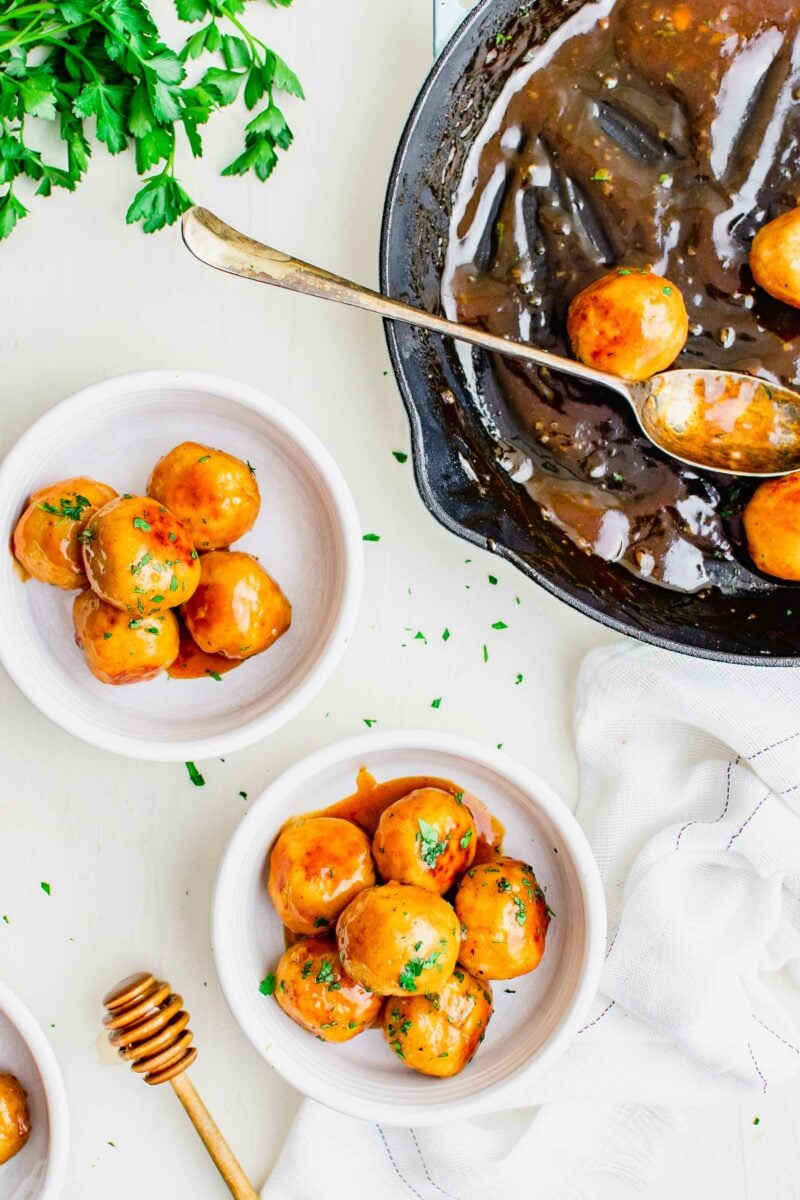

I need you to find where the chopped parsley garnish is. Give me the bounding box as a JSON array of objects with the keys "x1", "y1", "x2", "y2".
[
  {"x1": 453, "y1": 791, "x2": 463, "y2": 805},
  {"x1": 170, "y1": 575, "x2": 179, "y2": 592},
  {"x1": 497, "y1": 877, "x2": 511, "y2": 892},
  {"x1": 239, "y1": 791, "x2": 248, "y2": 800},
  {"x1": 133, "y1": 517, "x2": 151, "y2": 531},
  {"x1": 417, "y1": 819, "x2": 448, "y2": 869},
  {"x1": 206, "y1": 669, "x2": 222, "y2": 682},
  {"x1": 313, "y1": 917, "x2": 329, "y2": 928},
  {"x1": 483, "y1": 644, "x2": 489, "y2": 663},
  {"x1": 315, "y1": 959, "x2": 336, "y2": 985},
  {"x1": 391, "y1": 1040, "x2": 405, "y2": 1058},
  {"x1": 38, "y1": 495, "x2": 91, "y2": 522},
  {"x1": 591, "y1": 168, "x2": 611, "y2": 182},
  {"x1": 442, "y1": 628, "x2": 451, "y2": 642},
  {"x1": 145, "y1": 626, "x2": 160, "y2": 636},
  {"x1": 492, "y1": 621, "x2": 508, "y2": 630},
  {"x1": 129, "y1": 619, "x2": 143, "y2": 629},
  {"x1": 169, "y1": 531, "x2": 177, "y2": 542},
  {"x1": 362, "y1": 533, "x2": 380, "y2": 542},
  {"x1": 78, "y1": 528, "x2": 94, "y2": 543},
  {"x1": 131, "y1": 551, "x2": 154, "y2": 575},
  {"x1": 662, "y1": 285, "x2": 673, "y2": 296},
  {"x1": 197, "y1": 455, "x2": 212, "y2": 464},
  {"x1": 363, "y1": 718, "x2": 377, "y2": 728},
  {"x1": 320, "y1": 1021, "x2": 337, "y2": 1029},
  {"x1": 488, "y1": 575, "x2": 498, "y2": 585},
  {"x1": 454, "y1": 969, "x2": 465, "y2": 983},
  {"x1": 392, "y1": 451, "x2": 408, "y2": 463},
  {"x1": 400, "y1": 1019, "x2": 412, "y2": 1034},
  {"x1": 398, "y1": 951, "x2": 440, "y2": 991},
  {"x1": 513, "y1": 896, "x2": 528, "y2": 925},
  {"x1": 515, "y1": 673, "x2": 523, "y2": 685},
  {"x1": 185, "y1": 761, "x2": 205, "y2": 787},
  {"x1": 301, "y1": 961, "x2": 313, "y2": 978},
  {"x1": 431, "y1": 697, "x2": 442, "y2": 709},
  {"x1": 40, "y1": 881, "x2": 51, "y2": 896},
  {"x1": 459, "y1": 829, "x2": 473, "y2": 851},
  {"x1": 258, "y1": 973, "x2": 276, "y2": 996}
]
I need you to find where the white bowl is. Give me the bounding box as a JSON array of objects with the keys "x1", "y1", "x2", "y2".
[
  {"x1": 0, "y1": 981, "x2": 69, "y2": 1200},
  {"x1": 0, "y1": 371, "x2": 363, "y2": 761},
  {"x1": 212, "y1": 731, "x2": 606, "y2": 1126}
]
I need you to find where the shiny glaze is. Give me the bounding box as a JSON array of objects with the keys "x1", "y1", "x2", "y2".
[
  {"x1": 324, "y1": 767, "x2": 504, "y2": 861},
  {"x1": 167, "y1": 620, "x2": 242, "y2": 679},
  {"x1": 274, "y1": 936, "x2": 383, "y2": 1043},
  {"x1": 83, "y1": 494, "x2": 199, "y2": 613},
  {"x1": 373, "y1": 787, "x2": 478, "y2": 893},
  {"x1": 268, "y1": 816, "x2": 376, "y2": 936},
  {"x1": 442, "y1": 0, "x2": 800, "y2": 592},
  {"x1": 0, "y1": 1072, "x2": 30, "y2": 1166},
  {"x1": 148, "y1": 441, "x2": 261, "y2": 551},
  {"x1": 454, "y1": 856, "x2": 551, "y2": 980},
  {"x1": 336, "y1": 882, "x2": 461, "y2": 997},
  {"x1": 12, "y1": 477, "x2": 117, "y2": 590},
  {"x1": 383, "y1": 967, "x2": 493, "y2": 1076},
  {"x1": 182, "y1": 549, "x2": 291, "y2": 659},
  {"x1": 73, "y1": 590, "x2": 180, "y2": 685}
]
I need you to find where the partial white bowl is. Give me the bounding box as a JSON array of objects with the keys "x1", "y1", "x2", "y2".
[
  {"x1": 0, "y1": 981, "x2": 69, "y2": 1200},
  {"x1": 212, "y1": 730, "x2": 606, "y2": 1126},
  {"x1": 0, "y1": 371, "x2": 363, "y2": 761}
]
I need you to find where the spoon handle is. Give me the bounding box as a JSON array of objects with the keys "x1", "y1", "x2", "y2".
[{"x1": 181, "y1": 207, "x2": 630, "y2": 400}]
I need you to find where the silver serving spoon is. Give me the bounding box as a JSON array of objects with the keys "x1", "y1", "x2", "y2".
[{"x1": 182, "y1": 206, "x2": 800, "y2": 478}]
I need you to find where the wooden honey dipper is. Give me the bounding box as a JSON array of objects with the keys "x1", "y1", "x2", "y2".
[{"x1": 103, "y1": 972, "x2": 260, "y2": 1200}]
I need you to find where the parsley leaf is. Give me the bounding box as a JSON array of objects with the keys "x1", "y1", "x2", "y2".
[
  {"x1": 0, "y1": 0, "x2": 303, "y2": 241},
  {"x1": 417, "y1": 819, "x2": 447, "y2": 869}
]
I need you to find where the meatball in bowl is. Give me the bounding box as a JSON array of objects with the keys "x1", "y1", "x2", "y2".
[
  {"x1": 0, "y1": 371, "x2": 363, "y2": 760},
  {"x1": 212, "y1": 731, "x2": 605, "y2": 1126}
]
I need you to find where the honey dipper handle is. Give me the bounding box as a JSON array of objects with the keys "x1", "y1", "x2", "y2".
[{"x1": 170, "y1": 1073, "x2": 261, "y2": 1200}]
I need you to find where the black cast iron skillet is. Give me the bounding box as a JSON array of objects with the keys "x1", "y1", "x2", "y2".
[{"x1": 380, "y1": 0, "x2": 800, "y2": 665}]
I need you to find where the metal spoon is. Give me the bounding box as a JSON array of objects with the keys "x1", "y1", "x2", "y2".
[{"x1": 181, "y1": 206, "x2": 800, "y2": 478}]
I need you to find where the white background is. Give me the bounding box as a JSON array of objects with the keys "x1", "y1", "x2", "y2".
[{"x1": 0, "y1": 2, "x2": 798, "y2": 1197}]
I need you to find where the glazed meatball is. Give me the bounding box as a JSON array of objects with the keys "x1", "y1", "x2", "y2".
[
  {"x1": 73, "y1": 590, "x2": 180, "y2": 685},
  {"x1": 268, "y1": 816, "x2": 376, "y2": 936},
  {"x1": 167, "y1": 620, "x2": 241, "y2": 680},
  {"x1": 148, "y1": 441, "x2": 261, "y2": 550},
  {"x1": 0, "y1": 1073, "x2": 31, "y2": 1166},
  {"x1": 454, "y1": 857, "x2": 551, "y2": 980},
  {"x1": 82, "y1": 495, "x2": 200, "y2": 614},
  {"x1": 337, "y1": 882, "x2": 460, "y2": 997},
  {"x1": 182, "y1": 550, "x2": 291, "y2": 660},
  {"x1": 743, "y1": 474, "x2": 800, "y2": 580},
  {"x1": 383, "y1": 967, "x2": 492, "y2": 1077},
  {"x1": 12, "y1": 477, "x2": 117, "y2": 589},
  {"x1": 273, "y1": 937, "x2": 383, "y2": 1043},
  {"x1": 373, "y1": 788, "x2": 476, "y2": 893},
  {"x1": 750, "y1": 207, "x2": 800, "y2": 308},
  {"x1": 567, "y1": 268, "x2": 688, "y2": 381}
]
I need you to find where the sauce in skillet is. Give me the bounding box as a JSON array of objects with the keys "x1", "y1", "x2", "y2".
[{"x1": 442, "y1": 0, "x2": 800, "y2": 593}]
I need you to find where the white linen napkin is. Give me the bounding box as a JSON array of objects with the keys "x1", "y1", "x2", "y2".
[{"x1": 266, "y1": 642, "x2": 800, "y2": 1199}]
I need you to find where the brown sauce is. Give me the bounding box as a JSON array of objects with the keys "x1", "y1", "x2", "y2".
[
  {"x1": 321, "y1": 768, "x2": 504, "y2": 863},
  {"x1": 442, "y1": 0, "x2": 800, "y2": 593}
]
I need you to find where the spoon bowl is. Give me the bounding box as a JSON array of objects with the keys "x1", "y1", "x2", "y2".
[{"x1": 182, "y1": 206, "x2": 800, "y2": 478}]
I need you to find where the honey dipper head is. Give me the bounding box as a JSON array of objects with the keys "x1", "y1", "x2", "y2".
[{"x1": 103, "y1": 972, "x2": 197, "y2": 1085}]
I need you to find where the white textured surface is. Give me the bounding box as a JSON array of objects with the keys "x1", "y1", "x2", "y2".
[{"x1": 0, "y1": 1, "x2": 798, "y2": 1197}]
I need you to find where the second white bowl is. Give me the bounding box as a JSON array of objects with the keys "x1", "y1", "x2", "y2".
[
  {"x1": 0, "y1": 371, "x2": 363, "y2": 761},
  {"x1": 212, "y1": 731, "x2": 606, "y2": 1126}
]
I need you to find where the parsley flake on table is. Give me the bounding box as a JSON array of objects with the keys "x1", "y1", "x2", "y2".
[
  {"x1": 430, "y1": 697, "x2": 442, "y2": 709},
  {"x1": 392, "y1": 451, "x2": 408, "y2": 463},
  {"x1": 363, "y1": 718, "x2": 377, "y2": 728},
  {"x1": 492, "y1": 621, "x2": 508, "y2": 630},
  {"x1": 258, "y1": 973, "x2": 276, "y2": 996},
  {"x1": 442, "y1": 628, "x2": 451, "y2": 642},
  {"x1": 488, "y1": 574, "x2": 498, "y2": 585},
  {"x1": 0, "y1": 0, "x2": 303, "y2": 240},
  {"x1": 362, "y1": 533, "x2": 381, "y2": 542},
  {"x1": 40, "y1": 881, "x2": 51, "y2": 896},
  {"x1": 185, "y1": 760, "x2": 205, "y2": 787}
]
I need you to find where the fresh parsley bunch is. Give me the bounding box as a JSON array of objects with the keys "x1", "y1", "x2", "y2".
[{"x1": 0, "y1": 0, "x2": 303, "y2": 239}]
